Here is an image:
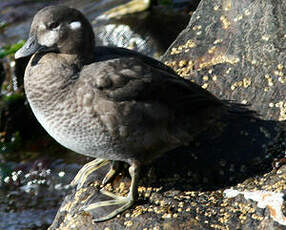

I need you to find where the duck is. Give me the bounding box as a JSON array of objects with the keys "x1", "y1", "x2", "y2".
[{"x1": 15, "y1": 5, "x2": 227, "y2": 222}]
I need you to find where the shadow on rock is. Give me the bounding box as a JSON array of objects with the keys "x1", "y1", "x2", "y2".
[
  {"x1": 70, "y1": 102, "x2": 285, "y2": 201},
  {"x1": 140, "y1": 103, "x2": 285, "y2": 192}
]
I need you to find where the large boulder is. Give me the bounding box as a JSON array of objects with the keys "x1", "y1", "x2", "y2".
[{"x1": 162, "y1": 0, "x2": 285, "y2": 121}]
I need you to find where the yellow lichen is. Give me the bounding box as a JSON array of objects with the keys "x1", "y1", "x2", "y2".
[
  {"x1": 277, "y1": 64, "x2": 283, "y2": 70},
  {"x1": 214, "y1": 5, "x2": 220, "y2": 11},
  {"x1": 170, "y1": 40, "x2": 196, "y2": 55},
  {"x1": 212, "y1": 75, "x2": 218, "y2": 81},
  {"x1": 220, "y1": 15, "x2": 231, "y2": 29},
  {"x1": 244, "y1": 9, "x2": 251, "y2": 16},
  {"x1": 213, "y1": 39, "x2": 223, "y2": 44},
  {"x1": 223, "y1": 0, "x2": 232, "y2": 11},
  {"x1": 202, "y1": 75, "x2": 209, "y2": 81},
  {"x1": 243, "y1": 78, "x2": 251, "y2": 88},
  {"x1": 208, "y1": 46, "x2": 217, "y2": 54},
  {"x1": 199, "y1": 55, "x2": 239, "y2": 69},
  {"x1": 262, "y1": 35, "x2": 270, "y2": 41},
  {"x1": 202, "y1": 83, "x2": 208, "y2": 89},
  {"x1": 234, "y1": 14, "x2": 243, "y2": 22}
]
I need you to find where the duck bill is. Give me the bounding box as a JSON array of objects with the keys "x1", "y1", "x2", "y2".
[{"x1": 15, "y1": 35, "x2": 41, "y2": 59}]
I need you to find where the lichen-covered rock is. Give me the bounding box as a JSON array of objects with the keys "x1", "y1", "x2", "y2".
[
  {"x1": 161, "y1": 0, "x2": 286, "y2": 121},
  {"x1": 49, "y1": 155, "x2": 286, "y2": 230}
]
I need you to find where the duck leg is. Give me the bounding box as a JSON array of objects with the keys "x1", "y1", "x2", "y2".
[
  {"x1": 81, "y1": 161, "x2": 140, "y2": 222},
  {"x1": 71, "y1": 158, "x2": 110, "y2": 190},
  {"x1": 102, "y1": 161, "x2": 122, "y2": 186}
]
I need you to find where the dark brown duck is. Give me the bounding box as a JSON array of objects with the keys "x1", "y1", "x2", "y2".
[{"x1": 15, "y1": 6, "x2": 228, "y2": 222}]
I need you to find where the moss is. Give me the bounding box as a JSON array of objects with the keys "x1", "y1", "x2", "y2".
[
  {"x1": 0, "y1": 40, "x2": 25, "y2": 59},
  {"x1": 2, "y1": 93, "x2": 24, "y2": 105}
]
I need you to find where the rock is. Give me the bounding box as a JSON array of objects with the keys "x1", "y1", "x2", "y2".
[
  {"x1": 0, "y1": 159, "x2": 82, "y2": 230},
  {"x1": 93, "y1": 6, "x2": 190, "y2": 57},
  {"x1": 48, "y1": 154, "x2": 286, "y2": 230},
  {"x1": 161, "y1": 0, "x2": 286, "y2": 121},
  {"x1": 49, "y1": 0, "x2": 286, "y2": 229}
]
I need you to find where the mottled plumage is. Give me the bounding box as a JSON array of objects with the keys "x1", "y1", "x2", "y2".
[{"x1": 15, "y1": 6, "x2": 227, "y2": 221}]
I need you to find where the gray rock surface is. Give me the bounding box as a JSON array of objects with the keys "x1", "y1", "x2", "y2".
[{"x1": 162, "y1": 0, "x2": 285, "y2": 121}]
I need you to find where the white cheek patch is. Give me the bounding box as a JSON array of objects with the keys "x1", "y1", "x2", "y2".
[
  {"x1": 38, "y1": 30, "x2": 59, "y2": 47},
  {"x1": 38, "y1": 22, "x2": 46, "y2": 30},
  {"x1": 69, "y1": 21, "x2": 81, "y2": 30}
]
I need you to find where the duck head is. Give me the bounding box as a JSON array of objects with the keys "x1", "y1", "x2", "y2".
[{"x1": 15, "y1": 6, "x2": 95, "y2": 62}]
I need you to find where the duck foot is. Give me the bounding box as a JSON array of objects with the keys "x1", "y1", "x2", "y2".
[
  {"x1": 71, "y1": 158, "x2": 110, "y2": 189},
  {"x1": 80, "y1": 161, "x2": 140, "y2": 222},
  {"x1": 81, "y1": 189, "x2": 135, "y2": 222}
]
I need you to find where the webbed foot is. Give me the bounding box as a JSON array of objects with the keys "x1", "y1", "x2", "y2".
[
  {"x1": 81, "y1": 189, "x2": 135, "y2": 222},
  {"x1": 71, "y1": 158, "x2": 110, "y2": 189},
  {"x1": 80, "y1": 161, "x2": 140, "y2": 222}
]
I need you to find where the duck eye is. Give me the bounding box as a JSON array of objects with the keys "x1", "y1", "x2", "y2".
[{"x1": 48, "y1": 22, "x2": 59, "y2": 30}]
